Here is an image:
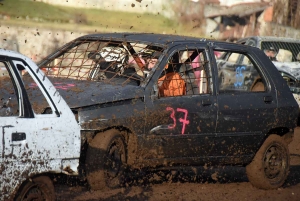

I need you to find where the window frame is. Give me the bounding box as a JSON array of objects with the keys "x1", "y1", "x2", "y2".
[
  {"x1": 150, "y1": 44, "x2": 214, "y2": 98},
  {"x1": 212, "y1": 46, "x2": 271, "y2": 94}
]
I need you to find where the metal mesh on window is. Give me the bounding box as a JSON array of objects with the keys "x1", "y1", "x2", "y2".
[
  {"x1": 40, "y1": 39, "x2": 163, "y2": 85},
  {"x1": 157, "y1": 49, "x2": 210, "y2": 97}
]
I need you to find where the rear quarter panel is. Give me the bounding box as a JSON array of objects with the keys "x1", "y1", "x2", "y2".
[{"x1": 251, "y1": 46, "x2": 298, "y2": 129}]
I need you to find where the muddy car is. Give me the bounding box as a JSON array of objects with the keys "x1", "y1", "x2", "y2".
[
  {"x1": 38, "y1": 33, "x2": 298, "y2": 190},
  {"x1": 236, "y1": 36, "x2": 300, "y2": 106},
  {"x1": 0, "y1": 49, "x2": 81, "y2": 200}
]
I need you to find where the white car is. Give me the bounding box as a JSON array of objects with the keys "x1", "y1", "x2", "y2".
[{"x1": 0, "y1": 49, "x2": 81, "y2": 200}]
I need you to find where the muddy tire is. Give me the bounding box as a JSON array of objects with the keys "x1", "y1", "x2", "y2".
[
  {"x1": 246, "y1": 134, "x2": 289, "y2": 189},
  {"x1": 85, "y1": 129, "x2": 127, "y2": 190},
  {"x1": 15, "y1": 176, "x2": 55, "y2": 201}
]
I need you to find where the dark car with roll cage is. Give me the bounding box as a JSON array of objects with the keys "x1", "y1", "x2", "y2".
[{"x1": 37, "y1": 33, "x2": 298, "y2": 191}]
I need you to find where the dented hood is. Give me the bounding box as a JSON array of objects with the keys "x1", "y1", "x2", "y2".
[{"x1": 48, "y1": 77, "x2": 144, "y2": 108}]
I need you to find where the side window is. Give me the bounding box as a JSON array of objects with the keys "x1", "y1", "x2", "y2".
[
  {"x1": 19, "y1": 64, "x2": 52, "y2": 114},
  {"x1": 0, "y1": 61, "x2": 19, "y2": 116},
  {"x1": 157, "y1": 48, "x2": 212, "y2": 97},
  {"x1": 227, "y1": 53, "x2": 240, "y2": 63},
  {"x1": 44, "y1": 42, "x2": 98, "y2": 79},
  {"x1": 241, "y1": 56, "x2": 251, "y2": 65},
  {"x1": 217, "y1": 50, "x2": 266, "y2": 93}
]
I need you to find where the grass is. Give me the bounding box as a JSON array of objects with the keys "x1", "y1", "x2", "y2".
[{"x1": 0, "y1": 0, "x2": 203, "y2": 37}]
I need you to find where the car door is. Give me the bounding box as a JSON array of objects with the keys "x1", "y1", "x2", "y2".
[
  {"x1": 211, "y1": 43, "x2": 278, "y2": 162},
  {"x1": 142, "y1": 44, "x2": 218, "y2": 165},
  {"x1": 0, "y1": 58, "x2": 37, "y2": 187},
  {"x1": 11, "y1": 59, "x2": 81, "y2": 166},
  {"x1": 0, "y1": 55, "x2": 81, "y2": 195}
]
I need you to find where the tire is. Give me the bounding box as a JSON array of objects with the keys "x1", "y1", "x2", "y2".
[
  {"x1": 85, "y1": 129, "x2": 127, "y2": 190},
  {"x1": 246, "y1": 134, "x2": 289, "y2": 189},
  {"x1": 15, "y1": 176, "x2": 55, "y2": 201}
]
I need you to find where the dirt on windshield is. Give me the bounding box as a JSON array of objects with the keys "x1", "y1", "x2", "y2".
[{"x1": 54, "y1": 128, "x2": 300, "y2": 201}]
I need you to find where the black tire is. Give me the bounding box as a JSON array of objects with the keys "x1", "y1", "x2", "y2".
[
  {"x1": 246, "y1": 134, "x2": 289, "y2": 189},
  {"x1": 85, "y1": 129, "x2": 127, "y2": 190},
  {"x1": 15, "y1": 176, "x2": 55, "y2": 201}
]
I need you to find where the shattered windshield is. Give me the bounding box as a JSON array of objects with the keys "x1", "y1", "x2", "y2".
[{"x1": 39, "y1": 40, "x2": 164, "y2": 85}]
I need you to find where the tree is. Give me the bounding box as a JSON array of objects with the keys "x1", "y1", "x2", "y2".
[{"x1": 272, "y1": 0, "x2": 300, "y2": 29}]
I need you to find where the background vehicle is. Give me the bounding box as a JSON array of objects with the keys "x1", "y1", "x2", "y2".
[
  {"x1": 0, "y1": 49, "x2": 81, "y2": 200},
  {"x1": 38, "y1": 33, "x2": 299, "y2": 190}
]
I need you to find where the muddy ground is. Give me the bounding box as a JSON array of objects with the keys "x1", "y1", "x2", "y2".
[{"x1": 54, "y1": 128, "x2": 300, "y2": 201}]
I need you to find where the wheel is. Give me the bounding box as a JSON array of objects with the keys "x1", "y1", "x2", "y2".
[
  {"x1": 85, "y1": 129, "x2": 127, "y2": 190},
  {"x1": 246, "y1": 134, "x2": 289, "y2": 189},
  {"x1": 15, "y1": 176, "x2": 55, "y2": 201}
]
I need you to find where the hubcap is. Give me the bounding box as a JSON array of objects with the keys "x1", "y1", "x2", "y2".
[
  {"x1": 264, "y1": 144, "x2": 286, "y2": 180},
  {"x1": 22, "y1": 184, "x2": 45, "y2": 201},
  {"x1": 106, "y1": 140, "x2": 124, "y2": 179}
]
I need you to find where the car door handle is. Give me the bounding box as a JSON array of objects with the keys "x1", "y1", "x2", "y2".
[
  {"x1": 12, "y1": 132, "x2": 26, "y2": 141},
  {"x1": 264, "y1": 96, "x2": 273, "y2": 103},
  {"x1": 201, "y1": 99, "x2": 212, "y2": 106}
]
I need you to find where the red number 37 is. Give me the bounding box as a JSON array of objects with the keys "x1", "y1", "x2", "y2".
[{"x1": 166, "y1": 107, "x2": 190, "y2": 135}]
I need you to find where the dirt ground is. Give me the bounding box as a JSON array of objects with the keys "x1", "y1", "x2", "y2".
[{"x1": 54, "y1": 128, "x2": 300, "y2": 201}]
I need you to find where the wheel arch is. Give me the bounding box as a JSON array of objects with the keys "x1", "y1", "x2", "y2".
[
  {"x1": 247, "y1": 127, "x2": 293, "y2": 163},
  {"x1": 267, "y1": 127, "x2": 294, "y2": 144},
  {"x1": 84, "y1": 125, "x2": 139, "y2": 166},
  {"x1": 13, "y1": 173, "x2": 54, "y2": 201}
]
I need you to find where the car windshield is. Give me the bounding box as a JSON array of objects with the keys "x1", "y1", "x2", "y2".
[{"x1": 39, "y1": 40, "x2": 164, "y2": 86}]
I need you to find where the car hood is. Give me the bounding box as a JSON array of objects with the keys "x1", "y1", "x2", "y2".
[
  {"x1": 273, "y1": 61, "x2": 300, "y2": 80},
  {"x1": 47, "y1": 77, "x2": 144, "y2": 108}
]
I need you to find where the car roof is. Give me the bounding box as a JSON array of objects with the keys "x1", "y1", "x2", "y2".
[
  {"x1": 0, "y1": 48, "x2": 23, "y2": 58},
  {"x1": 76, "y1": 32, "x2": 210, "y2": 45}
]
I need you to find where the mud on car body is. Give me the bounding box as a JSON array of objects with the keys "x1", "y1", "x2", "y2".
[
  {"x1": 0, "y1": 49, "x2": 81, "y2": 200},
  {"x1": 38, "y1": 33, "x2": 298, "y2": 191}
]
